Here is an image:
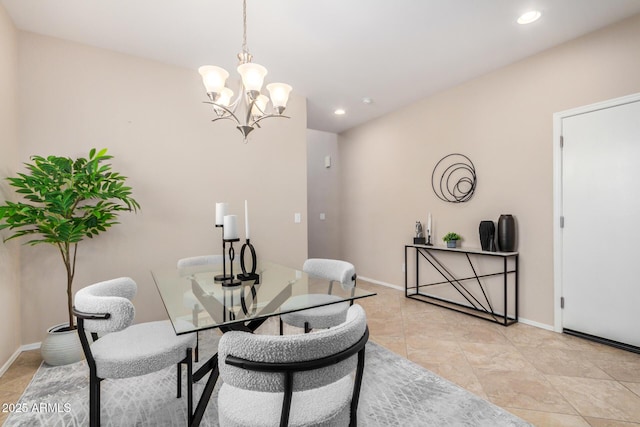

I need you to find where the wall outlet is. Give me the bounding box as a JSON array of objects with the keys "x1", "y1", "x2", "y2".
[{"x1": 320, "y1": 213, "x2": 326, "y2": 220}]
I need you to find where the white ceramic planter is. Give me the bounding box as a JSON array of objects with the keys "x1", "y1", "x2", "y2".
[{"x1": 40, "y1": 323, "x2": 84, "y2": 366}]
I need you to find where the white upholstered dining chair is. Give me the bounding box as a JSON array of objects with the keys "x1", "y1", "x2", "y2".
[
  {"x1": 217, "y1": 304, "x2": 369, "y2": 427},
  {"x1": 73, "y1": 277, "x2": 196, "y2": 427},
  {"x1": 280, "y1": 258, "x2": 357, "y2": 334}
]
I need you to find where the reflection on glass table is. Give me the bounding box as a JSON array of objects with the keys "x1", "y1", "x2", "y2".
[{"x1": 152, "y1": 260, "x2": 376, "y2": 335}]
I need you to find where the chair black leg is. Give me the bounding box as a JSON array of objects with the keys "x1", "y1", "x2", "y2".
[
  {"x1": 304, "y1": 321, "x2": 311, "y2": 333},
  {"x1": 349, "y1": 348, "x2": 367, "y2": 427},
  {"x1": 89, "y1": 375, "x2": 101, "y2": 427},
  {"x1": 175, "y1": 349, "x2": 194, "y2": 425},
  {"x1": 279, "y1": 318, "x2": 284, "y2": 335},
  {"x1": 177, "y1": 363, "x2": 182, "y2": 398},
  {"x1": 187, "y1": 348, "x2": 193, "y2": 426},
  {"x1": 195, "y1": 333, "x2": 199, "y2": 362},
  {"x1": 280, "y1": 372, "x2": 294, "y2": 427},
  {"x1": 192, "y1": 307, "x2": 200, "y2": 362}
]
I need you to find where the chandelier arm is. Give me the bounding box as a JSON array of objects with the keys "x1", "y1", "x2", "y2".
[
  {"x1": 203, "y1": 92, "x2": 241, "y2": 116},
  {"x1": 226, "y1": 85, "x2": 244, "y2": 114},
  {"x1": 211, "y1": 116, "x2": 241, "y2": 125},
  {"x1": 250, "y1": 113, "x2": 291, "y2": 127},
  {"x1": 251, "y1": 99, "x2": 268, "y2": 117},
  {"x1": 245, "y1": 96, "x2": 257, "y2": 126},
  {"x1": 203, "y1": 101, "x2": 242, "y2": 126}
]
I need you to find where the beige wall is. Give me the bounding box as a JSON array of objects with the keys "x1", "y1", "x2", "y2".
[
  {"x1": 0, "y1": 5, "x2": 21, "y2": 369},
  {"x1": 15, "y1": 32, "x2": 308, "y2": 345},
  {"x1": 339, "y1": 14, "x2": 640, "y2": 327},
  {"x1": 307, "y1": 129, "x2": 341, "y2": 259}
]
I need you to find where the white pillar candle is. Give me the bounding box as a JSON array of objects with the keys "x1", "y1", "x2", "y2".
[
  {"x1": 244, "y1": 200, "x2": 250, "y2": 240},
  {"x1": 215, "y1": 202, "x2": 228, "y2": 226},
  {"x1": 223, "y1": 215, "x2": 238, "y2": 240},
  {"x1": 427, "y1": 212, "x2": 432, "y2": 235}
]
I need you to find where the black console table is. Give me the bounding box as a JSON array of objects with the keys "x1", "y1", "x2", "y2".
[{"x1": 404, "y1": 244, "x2": 518, "y2": 326}]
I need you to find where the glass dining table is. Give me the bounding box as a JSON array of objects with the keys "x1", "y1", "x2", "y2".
[{"x1": 151, "y1": 259, "x2": 376, "y2": 427}]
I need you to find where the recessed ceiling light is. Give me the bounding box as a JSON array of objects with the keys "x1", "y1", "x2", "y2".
[
  {"x1": 517, "y1": 10, "x2": 541, "y2": 25},
  {"x1": 334, "y1": 108, "x2": 346, "y2": 115}
]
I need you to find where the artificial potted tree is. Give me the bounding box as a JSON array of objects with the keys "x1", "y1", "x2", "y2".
[
  {"x1": 0, "y1": 148, "x2": 139, "y2": 365},
  {"x1": 443, "y1": 232, "x2": 461, "y2": 248}
]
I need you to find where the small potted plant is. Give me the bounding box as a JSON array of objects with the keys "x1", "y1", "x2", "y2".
[{"x1": 443, "y1": 232, "x2": 461, "y2": 248}]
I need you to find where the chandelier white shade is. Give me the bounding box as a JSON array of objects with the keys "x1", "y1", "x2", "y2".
[
  {"x1": 198, "y1": 0, "x2": 292, "y2": 142},
  {"x1": 267, "y1": 83, "x2": 293, "y2": 113},
  {"x1": 199, "y1": 66, "x2": 229, "y2": 94},
  {"x1": 237, "y1": 63, "x2": 267, "y2": 93}
]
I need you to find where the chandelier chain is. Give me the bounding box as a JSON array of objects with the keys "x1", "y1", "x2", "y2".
[{"x1": 242, "y1": 0, "x2": 248, "y2": 56}]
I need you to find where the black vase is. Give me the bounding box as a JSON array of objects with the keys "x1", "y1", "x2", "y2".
[
  {"x1": 479, "y1": 221, "x2": 496, "y2": 252},
  {"x1": 497, "y1": 214, "x2": 516, "y2": 252}
]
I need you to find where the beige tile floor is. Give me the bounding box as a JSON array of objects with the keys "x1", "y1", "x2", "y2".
[
  {"x1": 356, "y1": 281, "x2": 640, "y2": 427},
  {"x1": 1, "y1": 280, "x2": 639, "y2": 426},
  {"x1": 0, "y1": 349, "x2": 42, "y2": 425}
]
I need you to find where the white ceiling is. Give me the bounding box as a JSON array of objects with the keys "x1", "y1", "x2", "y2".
[{"x1": 3, "y1": 0, "x2": 640, "y2": 134}]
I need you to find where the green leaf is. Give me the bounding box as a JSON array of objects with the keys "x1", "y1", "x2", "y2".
[{"x1": 0, "y1": 147, "x2": 140, "y2": 251}]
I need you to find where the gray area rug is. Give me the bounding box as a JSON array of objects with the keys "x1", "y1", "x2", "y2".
[{"x1": 6, "y1": 337, "x2": 530, "y2": 426}]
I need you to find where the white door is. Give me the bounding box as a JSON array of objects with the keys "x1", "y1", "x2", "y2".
[{"x1": 561, "y1": 98, "x2": 640, "y2": 348}]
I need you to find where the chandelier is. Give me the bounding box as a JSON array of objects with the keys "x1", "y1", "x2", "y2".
[{"x1": 198, "y1": 0, "x2": 292, "y2": 142}]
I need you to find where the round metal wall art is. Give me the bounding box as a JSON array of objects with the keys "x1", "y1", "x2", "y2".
[{"x1": 431, "y1": 153, "x2": 477, "y2": 203}]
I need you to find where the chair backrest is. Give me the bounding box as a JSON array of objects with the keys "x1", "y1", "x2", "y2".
[
  {"x1": 218, "y1": 304, "x2": 367, "y2": 393},
  {"x1": 177, "y1": 255, "x2": 226, "y2": 281},
  {"x1": 302, "y1": 258, "x2": 357, "y2": 290},
  {"x1": 74, "y1": 277, "x2": 137, "y2": 334},
  {"x1": 177, "y1": 254, "x2": 224, "y2": 269}
]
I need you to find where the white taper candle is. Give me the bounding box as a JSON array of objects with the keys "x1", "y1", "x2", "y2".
[{"x1": 244, "y1": 200, "x2": 250, "y2": 240}]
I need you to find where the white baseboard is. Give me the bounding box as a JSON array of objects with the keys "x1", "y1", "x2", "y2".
[
  {"x1": 517, "y1": 317, "x2": 554, "y2": 331},
  {"x1": 0, "y1": 342, "x2": 41, "y2": 378},
  {"x1": 0, "y1": 348, "x2": 22, "y2": 378},
  {"x1": 358, "y1": 276, "x2": 404, "y2": 291},
  {"x1": 21, "y1": 342, "x2": 41, "y2": 351},
  {"x1": 358, "y1": 276, "x2": 556, "y2": 333}
]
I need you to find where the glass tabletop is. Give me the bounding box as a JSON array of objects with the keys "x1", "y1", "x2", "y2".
[{"x1": 151, "y1": 260, "x2": 376, "y2": 334}]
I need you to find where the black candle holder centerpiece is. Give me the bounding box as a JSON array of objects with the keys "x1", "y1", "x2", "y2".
[
  {"x1": 237, "y1": 239, "x2": 260, "y2": 283},
  {"x1": 214, "y1": 224, "x2": 233, "y2": 282},
  {"x1": 221, "y1": 237, "x2": 241, "y2": 287}
]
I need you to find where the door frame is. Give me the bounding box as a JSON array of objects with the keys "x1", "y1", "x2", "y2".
[{"x1": 552, "y1": 92, "x2": 640, "y2": 333}]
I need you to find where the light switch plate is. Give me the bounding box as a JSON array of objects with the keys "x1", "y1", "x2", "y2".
[{"x1": 294, "y1": 213, "x2": 301, "y2": 223}]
